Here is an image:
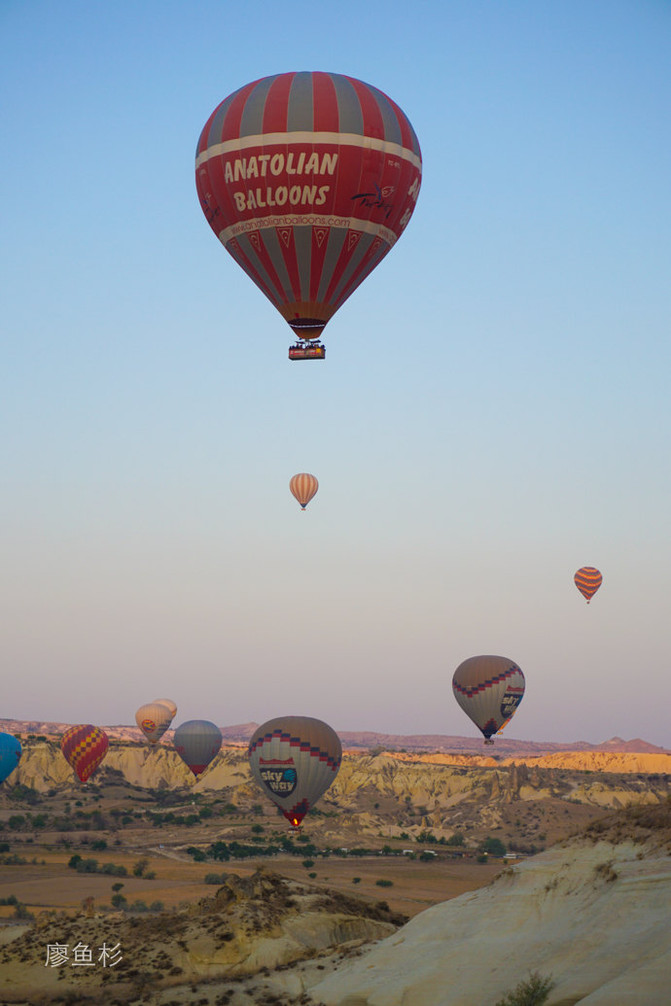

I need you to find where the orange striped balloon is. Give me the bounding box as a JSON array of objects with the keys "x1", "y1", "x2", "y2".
[
  {"x1": 574, "y1": 566, "x2": 602, "y2": 603},
  {"x1": 289, "y1": 473, "x2": 319, "y2": 510},
  {"x1": 60, "y1": 725, "x2": 109, "y2": 783}
]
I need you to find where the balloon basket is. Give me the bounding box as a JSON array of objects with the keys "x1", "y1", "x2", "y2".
[{"x1": 289, "y1": 342, "x2": 325, "y2": 360}]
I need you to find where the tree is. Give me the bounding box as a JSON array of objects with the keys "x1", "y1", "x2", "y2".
[{"x1": 481, "y1": 836, "x2": 507, "y2": 857}]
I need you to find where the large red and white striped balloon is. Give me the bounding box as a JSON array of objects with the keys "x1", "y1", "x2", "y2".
[{"x1": 195, "y1": 71, "x2": 422, "y2": 347}]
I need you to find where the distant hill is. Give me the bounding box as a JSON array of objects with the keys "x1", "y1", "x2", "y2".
[{"x1": 0, "y1": 718, "x2": 667, "y2": 756}]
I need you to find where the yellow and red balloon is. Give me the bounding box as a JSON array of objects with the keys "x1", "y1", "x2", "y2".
[{"x1": 60, "y1": 725, "x2": 109, "y2": 783}]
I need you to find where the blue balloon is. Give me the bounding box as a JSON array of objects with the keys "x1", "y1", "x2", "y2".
[{"x1": 0, "y1": 733, "x2": 22, "y2": 784}]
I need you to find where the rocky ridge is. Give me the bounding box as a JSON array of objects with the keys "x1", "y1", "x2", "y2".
[
  {"x1": 311, "y1": 801, "x2": 671, "y2": 1005},
  {"x1": 0, "y1": 869, "x2": 405, "y2": 1005}
]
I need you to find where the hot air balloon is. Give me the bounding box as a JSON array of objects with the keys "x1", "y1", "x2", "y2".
[
  {"x1": 452, "y1": 656, "x2": 525, "y2": 745},
  {"x1": 0, "y1": 733, "x2": 22, "y2": 785},
  {"x1": 248, "y1": 715, "x2": 342, "y2": 828},
  {"x1": 135, "y1": 702, "x2": 174, "y2": 745},
  {"x1": 60, "y1": 725, "x2": 109, "y2": 783},
  {"x1": 574, "y1": 566, "x2": 602, "y2": 603},
  {"x1": 290, "y1": 473, "x2": 319, "y2": 509},
  {"x1": 154, "y1": 698, "x2": 178, "y2": 719},
  {"x1": 195, "y1": 71, "x2": 422, "y2": 359},
  {"x1": 173, "y1": 720, "x2": 222, "y2": 777}
]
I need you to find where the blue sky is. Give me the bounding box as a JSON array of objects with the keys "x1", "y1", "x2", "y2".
[{"x1": 1, "y1": 0, "x2": 670, "y2": 745}]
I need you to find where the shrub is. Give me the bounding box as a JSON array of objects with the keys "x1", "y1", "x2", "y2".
[
  {"x1": 187, "y1": 847, "x2": 208, "y2": 862},
  {"x1": 13, "y1": 902, "x2": 34, "y2": 920},
  {"x1": 352, "y1": 877, "x2": 361, "y2": 884},
  {"x1": 494, "y1": 971, "x2": 554, "y2": 1006},
  {"x1": 481, "y1": 837, "x2": 507, "y2": 857},
  {"x1": 416, "y1": 830, "x2": 438, "y2": 844},
  {"x1": 77, "y1": 858, "x2": 99, "y2": 873}
]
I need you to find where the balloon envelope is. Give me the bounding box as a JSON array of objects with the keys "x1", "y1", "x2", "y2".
[
  {"x1": 173, "y1": 720, "x2": 222, "y2": 777},
  {"x1": 248, "y1": 715, "x2": 342, "y2": 826},
  {"x1": 60, "y1": 725, "x2": 109, "y2": 783},
  {"x1": 290, "y1": 473, "x2": 319, "y2": 509},
  {"x1": 0, "y1": 733, "x2": 22, "y2": 785},
  {"x1": 574, "y1": 566, "x2": 602, "y2": 603},
  {"x1": 195, "y1": 71, "x2": 422, "y2": 346},
  {"x1": 452, "y1": 656, "x2": 525, "y2": 742},
  {"x1": 135, "y1": 702, "x2": 174, "y2": 745},
  {"x1": 154, "y1": 698, "x2": 178, "y2": 718}
]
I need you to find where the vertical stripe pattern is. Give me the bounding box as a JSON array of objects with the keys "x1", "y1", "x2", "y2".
[
  {"x1": 289, "y1": 472, "x2": 319, "y2": 509},
  {"x1": 196, "y1": 71, "x2": 422, "y2": 343}
]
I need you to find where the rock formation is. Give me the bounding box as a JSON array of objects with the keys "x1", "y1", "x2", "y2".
[{"x1": 311, "y1": 802, "x2": 671, "y2": 1005}]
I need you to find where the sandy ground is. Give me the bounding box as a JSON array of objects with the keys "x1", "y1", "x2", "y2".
[{"x1": 0, "y1": 845, "x2": 502, "y2": 920}]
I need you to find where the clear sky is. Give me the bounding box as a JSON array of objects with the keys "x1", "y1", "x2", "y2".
[{"x1": 1, "y1": 0, "x2": 669, "y2": 746}]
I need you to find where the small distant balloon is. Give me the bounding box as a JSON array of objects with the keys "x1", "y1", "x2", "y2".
[
  {"x1": 135, "y1": 702, "x2": 174, "y2": 745},
  {"x1": 574, "y1": 566, "x2": 602, "y2": 603},
  {"x1": 0, "y1": 733, "x2": 22, "y2": 784},
  {"x1": 290, "y1": 473, "x2": 319, "y2": 510},
  {"x1": 154, "y1": 698, "x2": 178, "y2": 719},
  {"x1": 452, "y1": 656, "x2": 525, "y2": 744},
  {"x1": 248, "y1": 715, "x2": 342, "y2": 827},
  {"x1": 173, "y1": 720, "x2": 222, "y2": 777},
  {"x1": 60, "y1": 725, "x2": 109, "y2": 783}
]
